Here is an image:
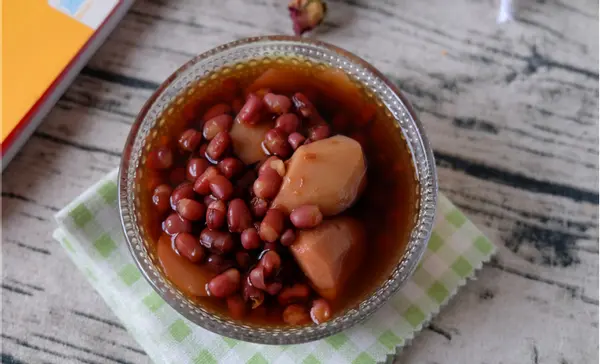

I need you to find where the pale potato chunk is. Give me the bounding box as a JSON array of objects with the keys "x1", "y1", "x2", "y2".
[
  {"x1": 157, "y1": 234, "x2": 214, "y2": 297},
  {"x1": 229, "y1": 119, "x2": 273, "y2": 164},
  {"x1": 272, "y1": 135, "x2": 366, "y2": 216},
  {"x1": 290, "y1": 217, "x2": 366, "y2": 300},
  {"x1": 246, "y1": 68, "x2": 314, "y2": 95}
]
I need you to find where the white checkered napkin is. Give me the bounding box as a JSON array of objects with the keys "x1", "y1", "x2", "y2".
[{"x1": 53, "y1": 169, "x2": 495, "y2": 364}]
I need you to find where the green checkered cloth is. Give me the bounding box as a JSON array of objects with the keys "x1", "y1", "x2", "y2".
[{"x1": 53, "y1": 169, "x2": 495, "y2": 364}]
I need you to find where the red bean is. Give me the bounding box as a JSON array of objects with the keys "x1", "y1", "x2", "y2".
[
  {"x1": 291, "y1": 93, "x2": 315, "y2": 118},
  {"x1": 262, "y1": 242, "x2": 279, "y2": 253},
  {"x1": 252, "y1": 169, "x2": 282, "y2": 200},
  {"x1": 283, "y1": 304, "x2": 311, "y2": 325},
  {"x1": 217, "y1": 157, "x2": 245, "y2": 179},
  {"x1": 275, "y1": 113, "x2": 300, "y2": 134},
  {"x1": 200, "y1": 228, "x2": 235, "y2": 254},
  {"x1": 260, "y1": 250, "x2": 281, "y2": 276},
  {"x1": 178, "y1": 129, "x2": 203, "y2": 152},
  {"x1": 241, "y1": 227, "x2": 261, "y2": 250},
  {"x1": 249, "y1": 197, "x2": 268, "y2": 218},
  {"x1": 235, "y1": 251, "x2": 252, "y2": 270},
  {"x1": 174, "y1": 233, "x2": 205, "y2": 263},
  {"x1": 260, "y1": 209, "x2": 285, "y2": 242},
  {"x1": 186, "y1": 158, "x2": 209, "y2": 182},
  {"x1": 227, "y1": 199, "x2": 252, "y2": 233},
  {"x1": 236, "y1": 169, "x2": 257, "y2": 191},
  {"x1": 249, "y1": 266, "x2": 267, "y2": 290},
  {"x1": 202, "y1": 103, "x2": 232, "y2": 122},
  {"x1": 147, "y1": 146, "x2": 173, "y2": 169},
  {"x1": 206, "y1": 200, "x2": 227, "y2": 229},
  {"x1": 254, "y1": 88, "x2": 271, "y2": 99},
  {"x1": 208, "y1": 268, "x2": 241, "y2": 297},
  {"x1": 145, "y1": 169, "x2": 165, "y2": 192},
  {"x1": 203, "y1": 114, "x2": 233, "y2": 140},
  {"x1": 152, "y1": 184, "x2": 172, "y2": 214},
  {"x1": 206, "y1": 131, "x2": 231, "y2": 161},
  {"x1": 231, "y1": 98, "x2": 244, "y2": 114},
  {"x1": 197, "y1": 143, "x2": 208, "y2": 157},
  {"x1": 206, "y1": 254, "x2": 234, "y2": 273},
  {"x1": 280, "y1": 229, "x2": 296, "y2": 246},
  {"x1": 193, "y1": 166, "x2": 219, "y2": 195},
  {"x1": 265, "y1": 282, "x2": 283, "y2": 296},
  {"x1": 209, "y1": 175, "x2": 234, "y2": 201},
  {"x1": 290, "y1": 205, "x2": 323, "y2": 229},
  {"x1": 243, "y1": 280, "x2": 265, "y2": 309},
  {"x1": 278, "y1": 283, "x2": 311, "y2": 305},
  {"x1": 169, "y1": 167, "x2": 187, "y2": 186},
  {"x1": 263, "y1": 128, "x2": 292, "y2": 158},
  {"x1": 308, "y1": 124, "x2": 331, "y2": 141},
  {"x1": 170, "y1": 182, "x2": 195, "y2": 210},
  {"x1": 310, "y1": 299, "x2": 332, "y2": 324},
  {"x1": 203, "y1": 194, "x2": 217, "y2": 206},
  {"x1": 162, "y1": 213, "x2": 192, "y2": 235},
  {"x1": 263, "y1": 93, "x2": 292, "y2": 114},
  {"x1": 226, "y1": 295, "x2": 247, "y2": 319},
  {"x1": 288, "y1": 132, "x2": 306, "y2": 150},
  {"x1": 258, "y1": 156, "x2": 285, "y2": 177},
  {"x1": 237, "y1": 93, "x2": 263, "y2": 124},
  {"x1": 176, "y1": 198, "x2": 206, "y2": 221}
]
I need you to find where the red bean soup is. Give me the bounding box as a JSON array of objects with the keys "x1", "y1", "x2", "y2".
[{"x1": 137, "y1": 58, "x2": 419, "y2": 326}]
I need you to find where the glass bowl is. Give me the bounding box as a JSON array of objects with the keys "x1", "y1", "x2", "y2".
[{"x1": 118, "y1": 35, "x2": 438, "y2": 345}]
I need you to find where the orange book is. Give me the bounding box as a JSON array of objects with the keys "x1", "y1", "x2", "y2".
[{"x1": 2, "y1": 0, "x2": 134, "y2": 169}]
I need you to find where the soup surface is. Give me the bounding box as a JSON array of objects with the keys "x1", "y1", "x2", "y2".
[{"x1": 137, "y1": 57, "x2": 419, "y2": 326}]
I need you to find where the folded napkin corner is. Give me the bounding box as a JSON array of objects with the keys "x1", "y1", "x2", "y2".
[{"x1": 54, "y1": 168, "x2": 495, "y2": 364}]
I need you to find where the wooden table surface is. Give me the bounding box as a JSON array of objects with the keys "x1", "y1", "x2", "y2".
[{"x1": 2, "y1": 1, "x2": 598, "y2": 363}]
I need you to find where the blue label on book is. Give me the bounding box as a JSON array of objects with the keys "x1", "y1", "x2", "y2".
[
  {"x1": 48, "y1": 0, "x2": 121, "y2": 30},
  {"x1": 51, "y1": 0, "x2": 88, "y2": 15}
]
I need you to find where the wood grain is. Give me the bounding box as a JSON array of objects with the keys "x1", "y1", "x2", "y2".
[{"x1": 2, "y1": 0, "x2": 598, "y2": 363}]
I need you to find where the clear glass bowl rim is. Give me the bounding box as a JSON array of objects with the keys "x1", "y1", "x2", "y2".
[{"x1": 118, "y1": 35, "x2": 438, "y2": 345}]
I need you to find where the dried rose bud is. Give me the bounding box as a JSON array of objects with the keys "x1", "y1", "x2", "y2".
[{"x1": 288, "y1": 0, "x2": 327, "y2": 36}]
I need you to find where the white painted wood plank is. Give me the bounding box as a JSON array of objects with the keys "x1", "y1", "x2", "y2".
[{"x1": 397, "y1": 266, "x2": 598, "y2": 364}]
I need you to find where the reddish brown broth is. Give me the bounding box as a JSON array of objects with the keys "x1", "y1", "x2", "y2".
[{"x1": 137, "y1": 58, "x2": 419, "y2": 326}]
